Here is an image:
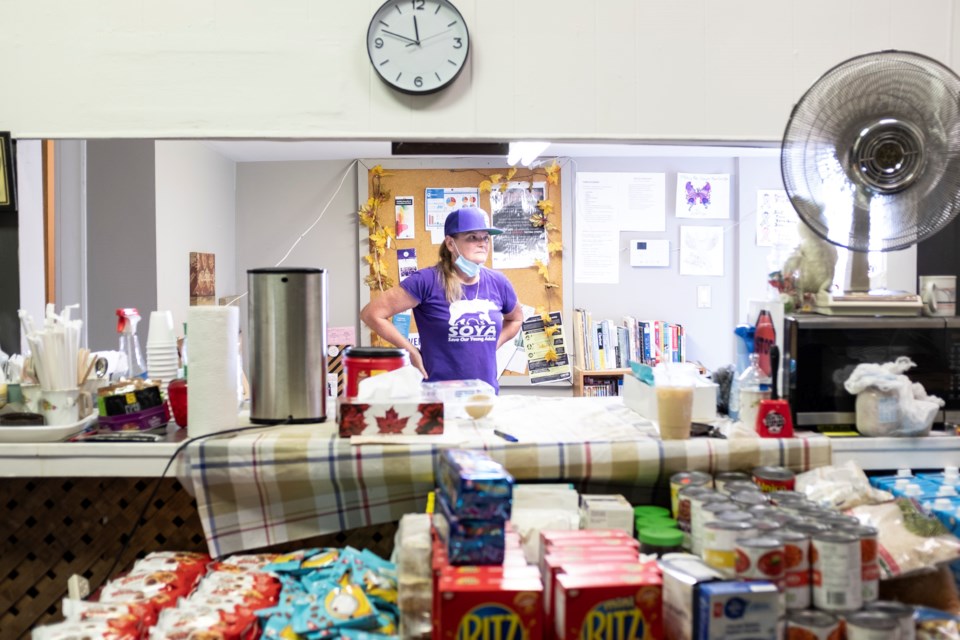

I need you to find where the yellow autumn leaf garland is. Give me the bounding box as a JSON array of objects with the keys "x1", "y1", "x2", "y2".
[{"x1": 359, "y1": 165, "x2": 395, "y2": 292}]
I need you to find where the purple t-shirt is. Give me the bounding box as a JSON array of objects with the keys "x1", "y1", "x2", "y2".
[{"x1": 400, "y1": 266, "x2": 518, "y2": 391}]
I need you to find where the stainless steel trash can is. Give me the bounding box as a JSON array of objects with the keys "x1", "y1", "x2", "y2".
[{"x1": 248, "y1": 267, "x2": 327, "y2": 423}]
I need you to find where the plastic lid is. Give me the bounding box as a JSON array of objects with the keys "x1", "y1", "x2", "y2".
[
  {"x1": 633, "y1": 505, "x2": 671, "y2": 518},
  {"x1": 896, "y1": 468, "x2": 913, "y2": 477},
  {"x1": 894, "y1": 478, "x2": 910, "y2": 489},
  {"x1": 635, "y1": 516, "x2": 678, "y2": 530},
  {"x1": 937, "y1": 485, "x2": 957, "y2": 496},
  {"x1": 343, "y1": 346, "x2": 408, "y2": 358},
  {"x1": 904, "y1": 483, "x2": 923, "y2": 496},
  {"x1": 638, "y1": 527, "x2": 683, "y2": 547}
]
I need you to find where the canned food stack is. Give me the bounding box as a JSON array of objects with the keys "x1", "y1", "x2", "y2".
[
  {"x1": 661, "y1": 466, "x2": 918, "y2": 639},
  {"x1": 433, "y1": 448, "x2": 513, "y2": 565}
]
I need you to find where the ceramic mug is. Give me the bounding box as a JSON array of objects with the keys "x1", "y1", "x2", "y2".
[
  {"x1": 39, "y1": 388, "x2": 80, "y2": 425},
  {"x1": 920, "y1": 275, "x2": 957, "y2": 316}
]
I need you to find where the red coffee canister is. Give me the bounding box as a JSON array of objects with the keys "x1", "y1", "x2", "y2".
[{"x1": 343, "y1": 346, "x2": 411, "y2": 397}]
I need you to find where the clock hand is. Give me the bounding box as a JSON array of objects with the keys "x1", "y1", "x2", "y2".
[
  {"x1": 382, "y1": 29, "x2": 418, "y2": 45},
  {"x1": 405, "y1": 28, "x2": 452, "y2": 47},
  {"x1": 413, "y1": 15, "x2": 421, "y2": 45}
]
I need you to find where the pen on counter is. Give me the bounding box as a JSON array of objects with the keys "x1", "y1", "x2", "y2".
[{"x1": 493, "y1": 429, "x2": 518, "y2": 443}]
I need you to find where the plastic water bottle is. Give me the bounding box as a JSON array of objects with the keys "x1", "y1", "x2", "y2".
[
  {"x1": 738, "y1": 352, "x2": 771, "y2": 429},
  {"x1": 116, "y1": 308, "x2": 147, "y2": 380}
]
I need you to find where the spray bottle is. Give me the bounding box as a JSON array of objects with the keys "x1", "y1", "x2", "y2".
[{"x1": 116, "y1": 308, "x2": 147, "y2": 379}]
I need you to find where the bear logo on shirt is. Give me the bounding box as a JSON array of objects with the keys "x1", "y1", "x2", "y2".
[{"x1": 449, "y1": 299, "x2": 498, "y2": 341}]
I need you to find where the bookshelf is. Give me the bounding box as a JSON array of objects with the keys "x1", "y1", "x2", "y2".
[{"x1": 572, "y1": 367, "x2": 632, "y2": 397}]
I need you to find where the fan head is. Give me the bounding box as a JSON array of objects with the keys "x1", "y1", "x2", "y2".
[{"x1": 781, "y1": 50, "x2": 960, "y2": 252}]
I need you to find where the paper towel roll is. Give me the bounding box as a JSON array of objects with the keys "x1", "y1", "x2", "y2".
[{"x1": 187, "y1": 306, "x2": 240, "y2": 438}]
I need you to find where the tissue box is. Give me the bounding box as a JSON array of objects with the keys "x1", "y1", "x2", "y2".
[
  {"x1": 622, "y1": 374, "x2": 718, "y2": 423},
  {"x1": 337, "y1": 397, "x2": 444, "y2": 437}
]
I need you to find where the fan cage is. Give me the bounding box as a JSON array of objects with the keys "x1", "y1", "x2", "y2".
[{"x1": 781, "y1": 50, "x2": 960, "y2": 252}]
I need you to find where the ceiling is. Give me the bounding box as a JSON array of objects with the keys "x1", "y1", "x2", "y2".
[{"x1": 202, "y1": 140, "x2": 781, "y2": 163}]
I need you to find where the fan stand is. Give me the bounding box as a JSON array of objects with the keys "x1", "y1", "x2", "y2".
[{"x1": 814, "y1": 251, "x2": 923, "y2": 316}]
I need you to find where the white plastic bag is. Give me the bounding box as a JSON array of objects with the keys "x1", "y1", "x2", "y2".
[{"x1": 844, "y1": 357, "x2": 944, "y2": 437}]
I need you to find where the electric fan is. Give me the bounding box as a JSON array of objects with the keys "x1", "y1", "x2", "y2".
[{"x1": 781, "y1": 50, "x2": 960, "y2": 315}]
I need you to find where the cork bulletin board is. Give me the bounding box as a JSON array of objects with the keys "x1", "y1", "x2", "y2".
[{"x1": 358, "y1": 163, "x2": 565, "y2": 379}]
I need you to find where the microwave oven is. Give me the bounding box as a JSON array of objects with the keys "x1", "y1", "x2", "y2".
[{"x1": 783, "y1": 315, "x2": 960, "y2": 427}]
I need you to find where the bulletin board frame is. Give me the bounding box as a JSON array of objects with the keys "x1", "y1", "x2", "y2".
[{"x1": 356, "y1": 157, "x2": 573, "y2": 387}]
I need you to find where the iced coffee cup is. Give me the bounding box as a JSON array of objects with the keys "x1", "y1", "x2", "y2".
[{"x1": 656, "y1": 384, "x2": 694, "y2": 440}]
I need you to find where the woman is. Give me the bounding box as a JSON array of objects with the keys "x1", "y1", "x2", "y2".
[{"x1": 360, "y1": 207, "x2": 523, "y2": 392}]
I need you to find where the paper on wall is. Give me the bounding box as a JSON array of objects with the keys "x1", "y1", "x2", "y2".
[
  {"x1": 679, "y1": 225, "x2": 724, "y2": 276},
  {"x1": 574, "y1": 173, "x2": 619, "y2": 284},
  {"x1": 676, "y1": 173, "x2": 730, "y2": 219}
]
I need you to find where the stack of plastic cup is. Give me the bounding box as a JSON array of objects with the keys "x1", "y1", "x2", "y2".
[{"x1": 146, "y1": 310, "x2": 180, "y2": 391}]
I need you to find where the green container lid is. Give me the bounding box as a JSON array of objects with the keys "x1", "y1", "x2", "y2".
[
  {"x1": 638, "y1": 527, "x2": 683, "y2": 548},
  {"x1": 635, "y1": 516, "x2": 678, "y2": 530},
  {"x1": 633, "y1": 505, "x2": 671, "y2": 519}
]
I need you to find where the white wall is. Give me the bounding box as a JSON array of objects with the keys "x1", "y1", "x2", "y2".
[
  {"x1": 14, "y1": 141, "x2": 44, "y2": 352},
  {"x1": 155, "y1": 141, "x2": 237, "y2": 334},
  {"x1": 2, "y1": 1, "x2": 958, "y2": 142},
  {"x1": 234, "y1": 159, "x2": 360, "y2": 351}
]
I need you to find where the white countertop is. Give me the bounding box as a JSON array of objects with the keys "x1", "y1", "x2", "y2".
[{"x1": 0, "y1": 427, "x2": 188, "y2": 477}]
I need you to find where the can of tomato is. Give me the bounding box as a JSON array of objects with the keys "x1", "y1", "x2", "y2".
[
  {"x1": 811, "y1": 530, "x2": 862, "y2": 612},
  {"x1": 843, "y1": 610, "x2": 900, "y2": 640},
  {"x1": 752, "y1": 465, "x2": 796, "y2": 492},
  {"x1": 713, "y1": 471, "x2": 751, "y2": 493},
  {"x1": 776, "y1": 529, "x2": 811, "y2": 610},
  {"x1": 734, "y1": 535, "x2": 785, "y2": 583},
  {"x1": 703, "y1": 520, "x2": 755, "y2": 574},
  {"x1": 670, "y1": 471, "x2": 712, "y2": 517},
  {"x1": 843, "y1": 524, "x2": 880, "y2": 604},
  {"x1": 864, "y1": 601, "x2": 915, "y2": 640},
  {"x1": 786, "y1": 609, "x2": 841, "y2": 640}
]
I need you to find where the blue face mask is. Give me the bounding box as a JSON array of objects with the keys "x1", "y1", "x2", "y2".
[{"x1": 453, "y1": 243, "x2": 481, "y2": 278}]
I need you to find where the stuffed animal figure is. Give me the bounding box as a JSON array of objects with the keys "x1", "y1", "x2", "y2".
[{"x1": 782, "y1": 221, "x2": 839, "y2": 300}]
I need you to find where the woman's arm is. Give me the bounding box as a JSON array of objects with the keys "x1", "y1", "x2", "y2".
[
  {"x1": 359, "y1": 286, "x2": 428, "y2": 377},
  {"x1": 497, "y1": 303, "x2": 524, "y2": 349}
]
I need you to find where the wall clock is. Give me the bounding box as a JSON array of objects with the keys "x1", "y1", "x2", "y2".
[{"x1": 366, "y1": 0, "x2": 470, "y2": 95}]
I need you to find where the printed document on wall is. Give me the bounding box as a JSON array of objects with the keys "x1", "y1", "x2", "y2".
[
  {"x1": 575, "y1": 172, "x2": 665, "y2": 231},
  {"x1": 491, "y1": 181, "x2": 548, "y2": 269},
  {"x1": 679, "y1": 225, "x2": 724, "y2": 276},
  {"x1": 575, "y1": 173, "x2": 620, "y2": 284},
  {"x1": 756, "y1": 189, "x2": 799, "y2": 248},
  {"x1": 425, "y1": 187, "x2": 479, "y2": 229},
  {"x1": 676, "y1": 173, "x2": 730, "y2": 219}
]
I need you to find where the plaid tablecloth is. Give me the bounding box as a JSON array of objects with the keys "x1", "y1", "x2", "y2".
[{"x1": 181, "y1": 397, "x2": 831, "y2": 557}]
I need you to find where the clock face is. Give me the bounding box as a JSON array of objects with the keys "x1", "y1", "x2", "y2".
[{"x1": 366, "y1": 0, "x2": 470, "y2": 95}]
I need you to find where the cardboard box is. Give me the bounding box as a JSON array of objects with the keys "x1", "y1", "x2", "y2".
[
  {"x1": 438, "y1": 574, "x2": 543, "y2": 640},
  {"x1": 555, "y1": 572, "x2": 662, "y2": 640},
  {"x1": 659, "y1": 556, "x2": 722, "y2": 640},
  {"x1": 579, "y1": 494, "x2": 634, "y2": 532},
  {"x1": 622, "y1": 374, "x2": 718, "y2": 423},
  {"x1": 337, "y1": 397, "x2": 443, "y2": 437},
  {"x1": 695, "y1": 581, "x2": 779, "y2": 640}
]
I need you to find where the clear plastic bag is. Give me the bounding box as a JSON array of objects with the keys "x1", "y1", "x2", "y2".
[{"x1": 844, "y1": 357, "x2": 944, "y2": 437}]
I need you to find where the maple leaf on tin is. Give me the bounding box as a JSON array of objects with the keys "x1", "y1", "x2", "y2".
[
  {"x1": 376, "y1": 407, "x2": 410, "y2": 434},
  {"x1": 339, "y1": 404, "x2": 370, "y2": 437}
]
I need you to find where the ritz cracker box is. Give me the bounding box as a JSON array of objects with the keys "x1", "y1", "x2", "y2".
[
  {"x1": 554, "y1": 572, "x2": 663, "y2": 640},
  {"x1": 438, "y1": 573, "x2": 543, "y2": 640}
]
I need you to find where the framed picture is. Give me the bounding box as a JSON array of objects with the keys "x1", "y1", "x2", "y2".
[{"x1": 0, "y1": 132, "x2": 15, "y2": 212}]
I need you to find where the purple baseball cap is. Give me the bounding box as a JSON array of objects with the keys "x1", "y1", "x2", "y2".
[{"x1": 444, "y1": 207, "x2": 503, "y2": 237}]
